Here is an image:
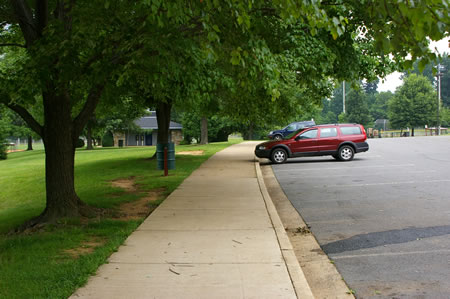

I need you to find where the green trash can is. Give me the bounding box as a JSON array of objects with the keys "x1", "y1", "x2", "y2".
[{"x1": 157, "y1": 143, "x2": 175, "y2": 170}]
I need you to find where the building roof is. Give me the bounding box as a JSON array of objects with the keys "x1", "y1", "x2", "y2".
[{"x1": 134, "y1": 115, "x2": 183, "y2": 130}]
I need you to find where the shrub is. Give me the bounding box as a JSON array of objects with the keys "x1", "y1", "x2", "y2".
[
  {"x1": 75, "y1": 138, "x2": 85, "y2": 148},
  {"x1": 0, "y1": 143, "x2": 7, "y2": 160},
  {"x1": 179, "y1": 139, "x2": 191, "y2": 145},
  {"x1": 0, "y1": 127, "x2": 7, "y2": 160},
  {"x1": 102, "y1": 131, "x2": 114, "y2": 147}
]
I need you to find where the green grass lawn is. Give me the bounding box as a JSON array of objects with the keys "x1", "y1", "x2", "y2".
[{"x1": 0, "y1": 139, "x2": 242, "y2": 298}]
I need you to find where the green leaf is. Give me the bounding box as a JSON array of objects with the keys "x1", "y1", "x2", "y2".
[
  {"x1": 332, "y1": 17, "x2": 340, "y2": 27},
  {"x1": 418, "y1": 59, "x2": 428, "y2": 73},
  {"x1": 381, "y1": 37, "x2": 390, "y2": 53},
  {"x1": 331, "y1": 28, "x2": 338, "y2": 40},
  {"x1": 403, "y1": 60, "x2": 414, "y2": 70}
]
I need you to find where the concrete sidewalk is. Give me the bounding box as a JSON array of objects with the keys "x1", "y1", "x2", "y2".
[{"x1": 71, "y1": 142, "x2": 313, "y2": 299}]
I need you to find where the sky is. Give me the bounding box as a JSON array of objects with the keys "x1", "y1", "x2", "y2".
[{"x1": 377, "y1": 39, "x2": 449, "y2": 92}]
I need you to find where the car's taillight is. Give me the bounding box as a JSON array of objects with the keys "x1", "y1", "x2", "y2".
[{"x1": 362, "y1": 126, "x2": 367, "y2": 140}]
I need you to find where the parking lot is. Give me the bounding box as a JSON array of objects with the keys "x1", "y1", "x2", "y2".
[{"x1": 272, "y1": 136, "x2": 450, "y2": 298}]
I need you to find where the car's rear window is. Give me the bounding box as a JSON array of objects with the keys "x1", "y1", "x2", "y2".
[{"x1": 340, "y1": 126, "x2": 362, "y2": 135}]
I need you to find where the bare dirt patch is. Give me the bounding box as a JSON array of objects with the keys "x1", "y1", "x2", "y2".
[
  {"x1": 111, "y1": 177, "x2": 137, "y2": 192},
  {"x1": 6, "y1": 149, "x2": 25, "y2": 153},
  {"x1": 58, "y1": 179, "x2": 165, "y2": 258},
  {"x1": 64, "y1": 239, "x2": 105, "y2": 258},
  {"x1": 177, "y1": 150, "x2": 204, "y2": 156},
  {"x1": 117, "y1": 196, "x2": 154, "y2": 220},
  {"x1": 110, "y1": 177, "x2": 166, "y2": 220}
]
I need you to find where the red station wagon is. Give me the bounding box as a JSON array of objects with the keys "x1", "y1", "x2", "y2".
[{"x1": 255, "y1": 124, "x2": 369, "y2": 163}]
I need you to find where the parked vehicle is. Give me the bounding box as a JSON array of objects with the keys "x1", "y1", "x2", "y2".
[
  {"x1": 255, "y1": 124, "x2": 369, "y2": 163},
  {"x1": 268, "y1": 120, "x2": 315, "y2": 140}
]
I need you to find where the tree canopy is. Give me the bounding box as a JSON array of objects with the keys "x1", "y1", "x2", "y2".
[
  {"x1": 1, "y1": 0, "x2": 449, "y2": 223},
  {"x1": 388, "y1": 74, "x2": 437, "y2": 133},
  {"x1": 344, "y1": 87, "x2": 371, "y2": 126},
  {"x1": 404, "y1": 54, "x2": 450, "y2": 107}
]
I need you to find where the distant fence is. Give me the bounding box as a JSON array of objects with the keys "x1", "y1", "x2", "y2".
[
  {"x1": 368, "y1": 128, "x2": 449, "y2": 138},
  {"x1": 5, "y1": 138, "x2": 44, "y2": 150}
]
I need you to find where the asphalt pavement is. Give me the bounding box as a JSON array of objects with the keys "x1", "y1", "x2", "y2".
[{"x1": 271, "y1": 136, "x2": 450, "y2": 298}]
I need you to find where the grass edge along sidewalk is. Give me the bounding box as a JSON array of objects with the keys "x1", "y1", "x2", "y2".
[{"x1": 0, "y1": 139, "x2": 241, "y2": 299}]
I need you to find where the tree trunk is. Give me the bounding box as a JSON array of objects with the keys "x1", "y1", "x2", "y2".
[
  {"x1": 248, "y1": 123, "x2": 254, "y2": 140},
  {"x1": 27, "y1": 135, "x2": 33, "y2": 151},
  {"x1": 411, "y1": 127, "x2": 415, "y2": 137},
  {"x1": 243, "y1": 123, "x2": 254, "y2": 140},
  {"x1": 156, "y1": 99, "x2": 172, "y2": 144},
  {"x1": 86, "y1": 120, "x2": 93, "y2": 150},
  {"x1": 40, "y1": 92, "x2": 85, "y2": 221},
  {"x1": 200, "y1": 116, "x2": 208, "y2": 144}
]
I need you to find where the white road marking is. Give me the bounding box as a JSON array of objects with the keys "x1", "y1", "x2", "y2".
[
  {"x1": 314, "y1": 179, "x2": 450, "y2": 188},
  {"x1": 331, "y1": 249, "x2": 450, "y2": 260},
  {"x1": 300, "y1": 170, "x2": 436, "y2": 179},
  {"x1": 275, "y1": 164, "x2": 415, "y2": 172}
]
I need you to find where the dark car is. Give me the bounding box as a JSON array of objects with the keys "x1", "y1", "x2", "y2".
[
  {"x1": 256, "y1": 124, "x2": 369, "y2": 163},
  {"x1": 268, "y1": 120, "x2": 315, "y2": 140}
]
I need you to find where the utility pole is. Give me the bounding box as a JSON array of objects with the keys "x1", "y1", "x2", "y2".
[
  {"x1": 436, "y1": 64, "x2": 443, "y2": 135},
  {"x1": 343, "y1": 81, "x2": 346, "y2": 114}
]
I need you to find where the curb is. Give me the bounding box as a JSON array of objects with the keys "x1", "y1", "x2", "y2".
[
  {"x1": 261, "y1": 163, "x2": 355, "y2": 299},
  {"x1": 254, "y1": 157, "x2": 315, "y2": 299}
]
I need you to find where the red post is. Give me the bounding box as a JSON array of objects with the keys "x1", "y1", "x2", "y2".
[{"x1": 164, "y1": 147, "x2": 168, "y2": 176}]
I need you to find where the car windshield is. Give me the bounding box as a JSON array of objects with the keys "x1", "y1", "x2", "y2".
[
  {"x1": 284, "y1": 128, "x2": 308, "y2": 140},
  {"x1": 285, "y1": 124, "x2": 296, "y2": 131}
]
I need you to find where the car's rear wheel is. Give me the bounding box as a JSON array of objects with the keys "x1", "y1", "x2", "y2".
[
  {"x1": 273, "y1": 134, "x2": 283, "y2": 141},
  {"x1": 338, "y1": 145, "x2": 354, "y2": 161},
  {"x1": 271, "y1": 148, "x2": 288, "y2": 164}
]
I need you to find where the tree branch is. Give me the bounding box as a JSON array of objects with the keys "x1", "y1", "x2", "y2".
[
  {"x1": 9, "y1": 0, "x2": 38, "y2": 46},
  {"x1": 36, "y1": 0, "x2": 49, "y2": 36},
  {"x1": 0, "y1": 43, "x2": 26, "y2": 48},
  {"x1": 4, "y1": 102, "x2": 43, "y2": 137},
  {"x1": 72, "y1": 84, "x2": 105, "y2": 140}
]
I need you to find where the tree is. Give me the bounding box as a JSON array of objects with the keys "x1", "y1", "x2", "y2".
[
  {"x1": 179, "y1": 111, "x2": 237, "y2": 143},
  {"x1": 403, "y1": 60, "x2": 435, "y2": 83},
  {"x1": 0, "y1": 105, "x2": 10, "y2": 159},
  {"x1": 363, "y1": 79, "x2": 379, "y2": 96},
  {"x1": 345, "y1": 88, "x2": 372, "y2": 126},
  {"x1": 1, "y1": 0, "x2": 448, "y2": 225},
  {"x1": 0, "y1": 1, "x2": 149, "y2": 222},
  {"x1": 6, "y1": 110, "x2": 39, "y2": 150},
  {"x1": 441, "y1": 106, "x2": 450, "y2": 127},
  {"x1": 438, "y1": 55, "x2": 450, "y2": 107},
  {"x1": 329, "y1": 82, "x2": 351, "y2": 116},
  {"x1": 403, "y1": 54, "x2": 450, "y2": 107},
  {"x1": 388, "y1": 74, "x2": 437, "y2": 135},
  {"x1": 370, "y1": 91, "x2": 393, "y2": 121}
]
